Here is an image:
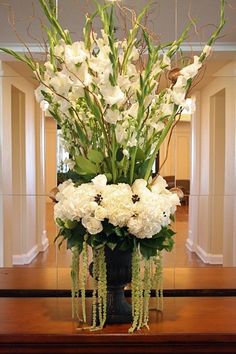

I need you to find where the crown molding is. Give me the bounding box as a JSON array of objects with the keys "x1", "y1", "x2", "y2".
[
  {"x1": 180, "y1": 42, "x2": 236, "y2": 52},
  {"x1": 0, "y1": 41, "x2": 236, "y2": 57}
]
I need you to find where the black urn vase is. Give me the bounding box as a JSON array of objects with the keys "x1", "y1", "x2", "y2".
[{"x1": 90, "y1": 247, "x2": 132, "y2": 324}]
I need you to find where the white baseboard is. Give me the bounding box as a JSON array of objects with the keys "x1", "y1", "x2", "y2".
[
  {"x1": 186, "y1": 237, "x2": 194, "y2": 252},
  {"x1": 196, "y1": 245, "x2": 223, "y2": 265},
  {"x1": 12, "y1": 231, "x2": 49, "y2": 265},
  {"x1": 13, "y1": 244, "x2": 39, "y2": 265},
  {"x1": 40, "y1": 230, "x2": 49, "y2": 252}
]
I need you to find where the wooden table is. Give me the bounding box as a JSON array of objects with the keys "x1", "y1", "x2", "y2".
[
  {"x1": 1, "y1": 267, "x2": 236, "y2": 290},
  {"x1": 1, "y1": 297, "x2": 236, "y2": 353}
]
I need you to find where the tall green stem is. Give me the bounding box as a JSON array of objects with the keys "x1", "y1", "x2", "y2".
[
  {"x1": 111, "y1": 129, "x2": 117, "y2": 183},
  {"x1": 144, "y1": 109, "x2": 178, "y2": 181}
]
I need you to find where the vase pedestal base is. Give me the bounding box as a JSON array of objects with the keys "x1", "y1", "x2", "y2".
[{"x1": 106, "y1": 286, "x2": 132, "y2": 324}]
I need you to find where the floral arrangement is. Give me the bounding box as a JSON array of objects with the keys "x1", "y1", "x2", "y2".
[{"x1": 1, "y1": 0, "x2": 225, "y2": 331}]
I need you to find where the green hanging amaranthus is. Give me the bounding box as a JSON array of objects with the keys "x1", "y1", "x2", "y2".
[{"x1": 71, "y1": 242, "x2": 164, "y2": 332}]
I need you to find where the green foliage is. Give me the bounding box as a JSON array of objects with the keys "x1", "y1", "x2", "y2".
[
  {"x1": 87, "y1": 149, "x2": 104, "y2": 164},
  {"x1": 55, "y1": 217, "x2": 175, "y2": 262},
  {"x1": 75, "y1": 156, "x2": 98, "y2": 175}
]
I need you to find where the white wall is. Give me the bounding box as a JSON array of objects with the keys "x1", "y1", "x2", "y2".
[{"x1": 188, "y1": 61, "x2": 236, "y2": 266}]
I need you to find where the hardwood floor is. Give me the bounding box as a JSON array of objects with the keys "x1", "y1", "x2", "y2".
[{"x1": 26, "y1": 203, "x2": 218, "y2": 269}]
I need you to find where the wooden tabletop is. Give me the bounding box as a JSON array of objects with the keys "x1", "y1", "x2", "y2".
[
  {"x1": 0, "y1": 297, "x2": 236, "y2": 353},
  {"x1": 1, "y1": 267, "x2": 236, "y2": 290}
]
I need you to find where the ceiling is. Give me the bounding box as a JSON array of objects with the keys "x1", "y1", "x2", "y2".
[{"x1": 0, "y1": 0, "x2": 236, "y2": 43}]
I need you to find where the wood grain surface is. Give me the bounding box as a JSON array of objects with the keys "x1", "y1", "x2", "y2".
[
  {"x1": 1, "y1": 267, "x2": 236, "y2": 290},
  {"x1": 0, "y1": 297, "x2": 236, "y2": 353}
]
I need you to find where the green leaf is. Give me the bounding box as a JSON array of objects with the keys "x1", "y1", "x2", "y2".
[
  {"x1": 67, "y1": 236, "x2": 83, "y2": 252},
  {"x1": 55, "y1": 218, "x2": 64, "y2": 227},
  {"x1": 138, "y1": 159, "x2": 150, "y2": 178},
  {"x1": 114, "y1": 227, "x2": 123, "y2": 237},
  {"x1": 107, "y1": 241, "x2": 117, "y2": 251},
  {"x1": 116, "y1": 148, "x2": 124, "y2": 162},
  {"x1": 104, "y1": 173, "x2": 112, "y2": 182},
  {"x1": 91, "y1": 234, "x2": 106, "y2": 249},
  {"x1": 88, "y1": 149, "x2": 104, "y2": 164},
  {"x1": 64, "y1": 220, "x2": 78, "y2": 230},
  {"x1": 75, "y1": 156, "x2": 98, "y2": 174},
  {"x1": 73, "y1": 222, "x2": 87, "y2": 237},
  {"x1": 135, "y1": 148, "x2": 145, "y2": 162},
  {"x1": 118, "y1": 238, "x2": 134, "y2": 252},
  {"x1": 140, "y1": 243, "x2": 157, "y2": 259}
]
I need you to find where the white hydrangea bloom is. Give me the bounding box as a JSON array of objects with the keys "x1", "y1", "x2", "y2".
[
  {"x1": 92, "y1": 174, "x2": 107, "y2": 190},
  {"x1": 54, "y1": 175, "x2": 180, "y2": 238},
  {"x1": 151, "y1": 175, "x2": 168, "y2": 194},
  {"x1": 101, "y1": 184, "x2": 133, "y2": 227},
  {"x1": 82, "y1": 216, "x2": 103, "y2": 234}
]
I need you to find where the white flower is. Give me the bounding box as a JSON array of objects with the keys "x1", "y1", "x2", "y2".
[
  {"x1": 148, "y1": 121, "x2": 165, "y2": 132},
  {"x1": 101, "y1": 184, "x2": 133, "y2": 227},
  {"x1": 100, "y1": 84, "x2": 125, "y2": 106},
  {"x1": 132, "y1": 179, "x2": 149, "y2": 196},
  {"x1": 160, "y1": 103, "x2": 174, "y2": 116},
  {"x1": 126, "y1": 103, "x2": 139, "y2": 118},
  {"x1": 203, "y1": 45, "x2": 211, "y2": 58},
  {"x1": 44, "y1": 61, "x2": 54, "y2": 73},
  {"x1": 94, "y1": 206, "x2": 107, "y2": 221},
  {"x1": 35, "y1": 85, "x2": 52, "y2": 103},
  {"x1": 180, "y1": 56, "x2": 202, "y2": 80},
  {"x1": 82, "y1": 216, "x2": 103, "y2": 234},
  {"x1": 64, "y1": 41, "x2": 88, "y2": 65},
  {"x1": 130, "y1": 45, "x2": 139, "y2": 61},
  {"x1": 127, "y1": 132, "x2": 137, "y2": 147},
  {"x1": 174, "y1": 75, "x2": 187, "y2": 89},
  {"x1": 64, "y1": 158, "x2": 75, "y2": 170},
  {"x1": 115, "y1": 124, "x2": 127, "y2": 143},
  {"x1": 123, "y1": 149, "x2": 129, "y2": 158},
  {"x1": 170, "y1": 86, "x2": 187, "y2": 106},
  {"x1": 49, "y1": 72, "x2": 72, "y2": 96},
  {"x1": 151, "y1": 175, "x2": 168, "y2": 194},
  {"x1": 162, "y1": 54, "x2": 171, "y2": 69},
  {"x1": 54, "y1": 177, "x2": 179, "y2": 239},
  {"x1": 92, "y1": 174, "x2": 107, "y2": 190},
  {"x1": 40, "y1": 100, "x2": 49, "y2": 111},
  {"x1": 104, "y1": 109, "x2": 122, "y2": 124},
  {"x1": 54, "y1": 42, "x2": 65, "y2": 57}
]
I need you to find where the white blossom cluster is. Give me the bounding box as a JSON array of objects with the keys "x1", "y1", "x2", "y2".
[
  {"x1": 54, "y1": 175, "x2": 180, "y2": 239},
  {"x1": 34, "y1": 21, "x2": 212, "y2": 165}
]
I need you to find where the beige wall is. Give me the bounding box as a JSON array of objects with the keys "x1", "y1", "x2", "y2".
[
  {"x1": 45, "y1": 116, "x2": 57, "y2": 203},
  {"x1": 159, "y1": 120, "x2": 191, "y2": 180},
  {"x1": 0, "y1": 62, "x2": 48, "y2": 266},
  {"x1": 188, "y1": 61, "x2": 236, "y2": 266}
]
